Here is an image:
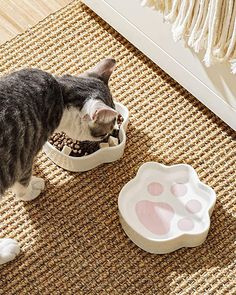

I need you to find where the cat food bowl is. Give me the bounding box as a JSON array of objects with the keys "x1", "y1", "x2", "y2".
[
  {"x1": 118, "y1": 162, "x2": 216, "y2": 254},
  {"x1": 43, "y1": 102, "x2": 129, "y2": 172}
]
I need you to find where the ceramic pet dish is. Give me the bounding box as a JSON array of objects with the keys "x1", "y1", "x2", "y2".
[
  {"x1": 118, "y1": 162, "x2": 216, "y2": 254},
  {"x1": 43, "y1": 102, "x2": 129, "y2": 172}
]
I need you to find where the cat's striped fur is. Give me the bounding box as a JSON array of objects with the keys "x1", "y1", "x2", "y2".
[{"x1": 0, "y1": 58, "x2": 117, "y2": 265}]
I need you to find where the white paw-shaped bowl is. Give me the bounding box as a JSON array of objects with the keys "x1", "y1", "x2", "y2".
[
  {"x1": 118, "y1": 162, "x2": 216, "y2": 254},
  {"x1": 43, "y1": 102, "x2": 129, "y2": 172}
]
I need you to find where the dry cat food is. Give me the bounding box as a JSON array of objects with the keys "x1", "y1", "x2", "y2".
[{"x1": 49, "y1": 114, "x2": 124, "y2": 157}]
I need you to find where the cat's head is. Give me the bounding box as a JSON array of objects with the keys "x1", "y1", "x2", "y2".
[{"x1": 58, "y1": 58, "x2": 118, "y2": 141}]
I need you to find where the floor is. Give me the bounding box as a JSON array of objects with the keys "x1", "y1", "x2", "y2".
[{"x1": 0, "y1": 0, "x2": 72, "y2": 44}]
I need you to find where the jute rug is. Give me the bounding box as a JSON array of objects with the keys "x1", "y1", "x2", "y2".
[{"x1": 0, "y1": 1, "x2": 235, "y2": 294}]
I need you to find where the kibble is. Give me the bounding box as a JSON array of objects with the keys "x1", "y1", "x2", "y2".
[{"x1": 49, "y1": 114, "x2": 124, "y2": 157}]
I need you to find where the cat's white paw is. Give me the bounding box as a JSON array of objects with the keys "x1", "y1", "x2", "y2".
[
  {"x1": 18, "y1": 177, "x2": 45, "y2": 201},
  {"x1": 25, "y1": 176, "x2": 45, "y2": 201},
  {"x1": 0, "y1": 238, "x2": 20, "y2": 265},
  {"x1": 31, "y1": 176, "x2": 45, "y2": 191}
]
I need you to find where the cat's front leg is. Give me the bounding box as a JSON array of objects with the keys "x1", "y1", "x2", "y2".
[
  {"x1": 0, "y1": 238, "x2": 20, "y2": 265},
  {"x1": 12, "y1": 176, "x2": 45, "y2": 201}
]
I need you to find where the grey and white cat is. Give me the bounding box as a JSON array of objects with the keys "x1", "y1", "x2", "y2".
[{"x1": 0, "y1": 58, "x2": 118, "y2": 265}]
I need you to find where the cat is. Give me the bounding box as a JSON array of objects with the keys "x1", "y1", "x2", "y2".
[{"x1": 0, "y1": 58, "x2": 118, "y2": 265}]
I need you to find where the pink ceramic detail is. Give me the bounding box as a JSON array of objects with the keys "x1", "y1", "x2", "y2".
[
  {"x1": 135, "y1": 201, "x2": 175, "y2": 235},
  {"x1": 177, "y1": 218, "x2": 194, "y2": 231},
  {"x1": 147, "y1": 182, "x2": 163, "y2": 196},
  {"x1": 171, "y1": 183, "x2": 187, "y2": 197},
  {"x1": 185, "y1": 200, "x2": 202, "y2": 213}
]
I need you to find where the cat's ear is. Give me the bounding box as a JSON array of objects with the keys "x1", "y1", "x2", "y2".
[
  {"x1": 84, "y1": 100, "x2": 117, "y2": 123},
  {"x1": 92, "y1": 107, "x2": 117, "y2": 123},
  {"x1": 87, "y1": 58, "x2": 116, "y2": 83}
]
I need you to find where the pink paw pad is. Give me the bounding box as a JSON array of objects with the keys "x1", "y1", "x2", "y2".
[
  {"x1": 185, "y1": 199, "x2": 202, "y2": 213},
  {"x1": 177, "y1": 218, "x2": 194, "y2": 231},
  {"x1": 171, "y1": 183, "x2": 187, "y2": 197},
  {"x1": 147, "y1": 182, "x2": 163, "y2": 196},
  {"x1": 135, "y1": 201, "x2": 175, "y2": 235}
]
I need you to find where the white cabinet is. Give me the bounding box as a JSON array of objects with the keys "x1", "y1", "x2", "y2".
[{"x1": 83, "y1": 0, "x2": 236, "y2": 130}]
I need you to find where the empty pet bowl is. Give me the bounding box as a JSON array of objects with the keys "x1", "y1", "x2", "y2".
[
  {"x1": 118, "y1": 162, "x2": 216, "y2": 254},
  {"x1": 43, "y1": 102, "x2": 129, "y2": 172}
]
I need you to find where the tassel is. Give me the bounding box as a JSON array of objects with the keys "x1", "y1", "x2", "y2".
[
  {"x1": 203, "y1": 0, "x2": 222, "y2": 66},
  {"x1": 224, "y1": 2, "x2": 236, "y2": 59},
  {"x1": 165, "y1": 0, "x2": 181, "y2": 22},
  {"x1": 141, "y1": 0, "x2": 236, "y2": 73},
  {"x1": 231, "y1": 59, "x2": 236, "y2": 74},
  {"x1": 193, "y1": 5, "x2": 210, "y2": 53},
  {"x1": 188, "y1": 0, "x2": 208, "y2": 47}
]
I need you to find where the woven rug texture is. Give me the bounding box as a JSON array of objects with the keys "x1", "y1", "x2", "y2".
[{"x1": 0, "y1": 1, "x2": 235, "y2": 294}]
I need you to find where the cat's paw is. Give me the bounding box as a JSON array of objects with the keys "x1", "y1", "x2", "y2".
[
  {"x1": 0, "y1": 238, "x2": 20, "y2": 265},
  {"x1": 18, "y1": 177, "x2": 45, "y2": 201},
  {"x1": 31, "y1": 176, "x2": 45, "y2": 191}
]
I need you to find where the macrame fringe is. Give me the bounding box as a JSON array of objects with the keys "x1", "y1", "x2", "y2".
[
  {"x1": 142, "y1": 0, "x2": 236, "y2": 74},
  {"x1": 231, "y1": 60, "x2": 236, "y2": 73}
]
